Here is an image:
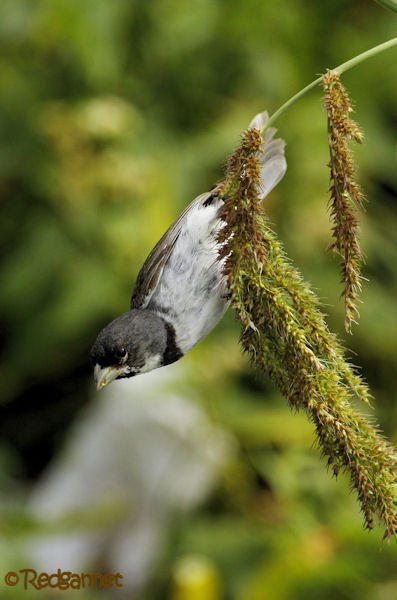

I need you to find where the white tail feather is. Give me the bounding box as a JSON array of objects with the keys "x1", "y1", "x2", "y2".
[{"x1": 248, "y1": 111, "x2": 287, "y2": 200}]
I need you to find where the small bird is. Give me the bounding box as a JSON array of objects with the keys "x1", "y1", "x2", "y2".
[{"x1": 91, "y1": 112, "x2": 286, "y2": 389}]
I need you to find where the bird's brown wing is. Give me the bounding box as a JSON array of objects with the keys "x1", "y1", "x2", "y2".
[{"x1": 130, "y1": 190, "x2": 217, "y2": 309}]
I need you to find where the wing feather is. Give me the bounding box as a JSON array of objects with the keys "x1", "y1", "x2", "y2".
[
  {"x1": 131, "y1": 111, "x2": 286, "y2": 309},
  {"x1": 131, "y1": 191, "x2": 215, "y2": 309}
]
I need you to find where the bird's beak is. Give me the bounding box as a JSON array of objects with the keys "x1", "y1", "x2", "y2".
[{"x1": 94, "y1": 364, "x2": 120, "y2": 391}]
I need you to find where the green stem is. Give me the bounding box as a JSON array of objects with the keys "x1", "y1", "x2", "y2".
[
  {"x1": 375, "y1": 0, "x2": 397, "y2": 13},
  {"x1": 264, "y1": 37, "x2": 397, "y2": 130}
]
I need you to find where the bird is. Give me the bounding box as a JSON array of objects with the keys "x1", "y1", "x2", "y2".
[{"x1": 91, "y1": 112, "x2": 287, "y2": 390}]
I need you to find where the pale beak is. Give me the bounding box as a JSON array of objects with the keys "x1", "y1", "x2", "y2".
[{"x1": 94, "y1": 364, "x2": 121, "y2": 391}]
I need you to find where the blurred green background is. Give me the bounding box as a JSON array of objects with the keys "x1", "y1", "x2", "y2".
[{"x1": 0, "y1": 1, "x2": 396, "y2": 599}]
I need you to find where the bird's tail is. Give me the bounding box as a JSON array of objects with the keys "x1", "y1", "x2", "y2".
[{"x1": 248, "y1": 111, "x2": 287, "y2": 200}]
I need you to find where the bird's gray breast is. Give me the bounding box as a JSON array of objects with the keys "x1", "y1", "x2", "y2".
[{"x1": 147, "y1": 200, "x2": 228, "y2": 353}]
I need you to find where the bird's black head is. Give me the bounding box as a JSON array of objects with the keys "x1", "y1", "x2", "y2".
[{"x1": 90, "y1": 309, "x2": 170, "y2": 390}]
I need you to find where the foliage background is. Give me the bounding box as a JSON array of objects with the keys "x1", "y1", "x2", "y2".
[{"x1": 0, "y1": 1, "x2": 396, "y2": 598}]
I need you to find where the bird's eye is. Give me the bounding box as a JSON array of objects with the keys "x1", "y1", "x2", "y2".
[{"x1": 115, "y1": 347, "x2": 127, "y2": 361}]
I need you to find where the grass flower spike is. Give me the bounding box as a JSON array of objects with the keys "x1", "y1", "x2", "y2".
[
  {"x1": 323, "y1": 70, "x2": 365, "y2": 332},
  {"x1": 217, "y1": 118, "x2": 397, "y2": 538}
]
